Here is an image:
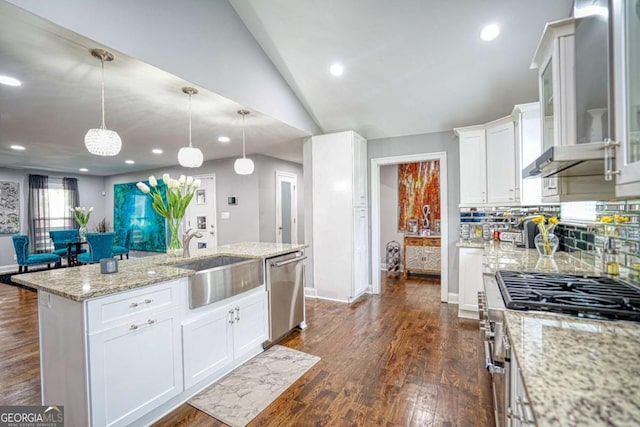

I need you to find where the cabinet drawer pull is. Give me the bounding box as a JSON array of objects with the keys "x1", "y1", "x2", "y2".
[
  {"x1": 129, "y1": 299, "x2": 153, "y2": 308},
  {"x1": 234, "y1": 306, "x2": 240, "y2": 322},
  {"x1": 129, "y1": 319, "x2": 156, "y2": 330},
  {"x1": 228, "y1": 309, "x2": 235, "y2": 324}
]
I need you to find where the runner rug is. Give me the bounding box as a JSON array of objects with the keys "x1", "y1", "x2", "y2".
[{"x1": 188, "y1": 345, "x2": 320, "y2": 427}]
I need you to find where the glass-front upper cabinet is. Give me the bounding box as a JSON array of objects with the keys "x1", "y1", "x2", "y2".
[
  {"x1": 613, "y1": 0, "x2": 640, "y2": 196},
  {"x1": 531, "y1": 18, "x2": 576, "y2": 152}
]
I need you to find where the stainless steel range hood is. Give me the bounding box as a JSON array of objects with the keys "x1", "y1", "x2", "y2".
[{"x1": 522, "y1": 141, "x2": 608, "y2": 179}]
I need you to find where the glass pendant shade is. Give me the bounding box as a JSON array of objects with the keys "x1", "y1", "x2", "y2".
[
  {"x1": 235, "y1": 109, "x2": 254, "y2": 175},
  {"x1": 85, "y1": 49, "x2": 122, "y2": 156},
  {"x1": 178, "y1": 146, "x2": 204, "y2": 168},
  {"x1": 178, "y1": 87, "x2": 203, "y2": 168},
  {"x1": 84, "y1": 128, "x2": 122, "y2": 156},
  {"x1": 234, "y1": 157, "x2": 254, "y2": 175}
]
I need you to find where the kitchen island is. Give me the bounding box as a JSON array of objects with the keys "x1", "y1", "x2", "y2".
[
  {"x1": 12, "y1": 242, "x2": 306, "y2": 427},
  {"x1": 468, "y1": 241, "x2": 640, "y2": 426}
]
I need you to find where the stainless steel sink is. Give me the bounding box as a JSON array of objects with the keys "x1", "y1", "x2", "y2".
[{"x1": 174, "y1": 256, "x2": 264, "y2": 309}]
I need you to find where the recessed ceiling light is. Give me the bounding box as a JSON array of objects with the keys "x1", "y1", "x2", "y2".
[
  {"x1": 79, "y1": 168, "x2": 89, "y2": 172},
  {"x1": 152, "y1": 148, "x2": 163, "y2": 154},
  {"x1": 10, "y1": 144, "x2": 25, "y2": 151},
  {"x1": 480, "y1": 24, "x2": 500, "y2": 41},
  {"x1": 218, "y1": 136, "x2": 230, "y2": 143},
  {"x1": 330, "y1": 63, "x2": 344, "y2": 77},
  {"x1": 125, "y1": 160, "x2": 135, "y2": 164},
  {"x1": 0, "y1": 75, "x2": 22, "y2": 87}
]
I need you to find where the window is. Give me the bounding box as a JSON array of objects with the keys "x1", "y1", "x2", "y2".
[{"x1": 28, "y1": 175, "x2": 79, "y2": 253}]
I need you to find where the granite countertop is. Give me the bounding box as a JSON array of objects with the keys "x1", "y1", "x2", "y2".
[
  {"x1": 505, "y1": 311, "x2": 640, "y2": 427},
  {"x1": 12, "y1": 242, "x2": 307, "y2": 302}
]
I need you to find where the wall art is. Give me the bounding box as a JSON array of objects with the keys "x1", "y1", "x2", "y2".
[
  {"x1": 0, "y1": 181, "x2": 20, "y2": 234},
  {"x1": 398, "y1": 161, "x2": 440, "y2": 232},
  {"x1": 113, "y1": 180, "x2": 167, "y2": 252}
]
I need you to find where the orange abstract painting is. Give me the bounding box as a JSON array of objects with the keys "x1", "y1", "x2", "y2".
[{"x1": 398, "y1": 161, "x2": 440, "y2": 231}]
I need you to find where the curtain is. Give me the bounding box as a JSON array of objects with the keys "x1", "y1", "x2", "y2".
[
  {"x1": 28, "y1": 174, "x2": 49, "y2": 253},
  {"x1": 63, "y1": 177, "x2": 80, "y2": 229}
]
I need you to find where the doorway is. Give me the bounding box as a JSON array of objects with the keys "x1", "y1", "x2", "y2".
[
  {"x1": 275, "y1": 170, "x2": 298, "y2": 244},
  {"x1": 185, "y1": 174, "x2": 218, "y2": 253},
  {"x1": 371, "y1": 152, "x2": 449, "y2": 302}
]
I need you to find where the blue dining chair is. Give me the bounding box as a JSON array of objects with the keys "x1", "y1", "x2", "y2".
[
  {"x1": 49, "y1": 229, "x2": 87, "y2": 258},
  {"x1": 112, "y1": 229, "x2": 131, "y2": 260},
  {"x1": 77, "y1": 232, "x2": 116, "y2": 264},
  {"x1": 12, "y1": 234, "x2": 61, "y2": 273}
]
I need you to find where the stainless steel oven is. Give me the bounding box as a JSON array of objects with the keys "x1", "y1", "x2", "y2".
[{"x1": 478, "y1": 274, "x2": 510, "y2": 427}]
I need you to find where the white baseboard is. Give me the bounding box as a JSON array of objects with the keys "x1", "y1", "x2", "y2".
[
  {"x1": 314, "y1": 295, "x2": 349, "y2": 304},
  {"x1": 304, "y1": 287, "x2": 317, "y2": 298},
  {"x1": 447, "y1": 292, "x2": 459, "y2": 304},
  {"x1": 0, "y1": 264, "x2": 18, "y2": 273}
]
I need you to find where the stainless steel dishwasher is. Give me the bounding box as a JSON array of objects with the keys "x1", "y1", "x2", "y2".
[{"x1": 265, "y1": 251, "x2": 306, "y2": 346}]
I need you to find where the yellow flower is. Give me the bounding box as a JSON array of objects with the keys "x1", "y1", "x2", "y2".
[
  {"x1": 549, "y1": 217, "x2": 559, "y2": 225},
  {"x1": 614, "y1": 214, "x2": 629, "y2": 223},
  {"x1": 599, "y1": 216, "x2": 613, "y2": 223},
  {"x1": 531, "y1": 216, "x2": 545, "y2": 224}
]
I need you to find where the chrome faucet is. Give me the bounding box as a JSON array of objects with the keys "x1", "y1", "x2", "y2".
[{"x1": 182, "y1": 228, "x2": 203, "y2": 258}]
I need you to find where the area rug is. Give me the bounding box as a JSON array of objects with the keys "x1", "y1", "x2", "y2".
[
  {"x1": 0, "y1": 271, "x2": 37, "y2": 292},
  {"x1": 188, "y1": 345, "x2": 320, "y2": 427}
]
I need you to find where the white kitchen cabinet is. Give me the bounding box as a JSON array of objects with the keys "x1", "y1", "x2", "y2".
[
  {"x1": 458, "y1": 247, "x2": 484, "y2": 319},
  {"x1": 455, "y1": 118, "x2": 519, "y2": 207},
  {"x1": 512, "y1": 103, "x2": 542, "y2": 205},
  {"x1": 182, "y1": 289, "x2": 267, "y2": 389},
  {"x1": 613, "y1": 0, "x2": 640, "y2": 198},
  {"x1": 88, "y1": 308, "x2": 183, "y2": 427},
  {"x1": 486, "y1": 118, "x2": 518, "y2": 204},
  {"x1": 531, "y1": 18, "x2": 576, "y2": 152},
  {"x1": 456, "y1": 127, "x2": 487, "y2": 205},
  {"x1": 311, "y1": 131, "x2": 369, "y2": 303}
]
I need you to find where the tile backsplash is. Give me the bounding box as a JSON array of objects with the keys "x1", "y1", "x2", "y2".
[{"x1": 459, "y1": 201, "x2": 640, "y2": 282}]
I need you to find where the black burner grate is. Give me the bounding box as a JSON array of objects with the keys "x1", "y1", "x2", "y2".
[{"x1": 495, "y1": 271, "x2": 640, "y2": 322}]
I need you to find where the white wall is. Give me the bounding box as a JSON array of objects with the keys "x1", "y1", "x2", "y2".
[
  {"x1": 380, "y1": 165, "x2": 405, "y2": 268},
  {"x1": 0, "y1": 167, "x2": 106, "y2": 269},
  {"x1": 7, "y1": 0, "x2": 320, "y2": 136},
  {"x1": 256, "y1": 156, "x2": 304, "y2": 243}
]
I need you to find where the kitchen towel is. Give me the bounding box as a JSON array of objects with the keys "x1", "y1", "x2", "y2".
[{"x1": 188, "y1": 345, "x2": 320, "y2": 427}]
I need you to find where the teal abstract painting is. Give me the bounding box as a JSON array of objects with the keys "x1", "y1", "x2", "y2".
[{"x1": 114, "y1": 180, "x2": 167, "y2": 252}]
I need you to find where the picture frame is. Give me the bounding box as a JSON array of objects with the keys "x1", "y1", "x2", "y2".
[{"x1": 196, "y1": 189, "x2": 206, "y2": 205}]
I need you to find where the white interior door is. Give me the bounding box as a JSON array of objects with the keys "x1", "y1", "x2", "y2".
[
  {"x1": 275, "y1": 171, "x2": 297, "y2": 244},
  {"x1": 186, "y1": 175, "x2": 217, "y2": 252}
]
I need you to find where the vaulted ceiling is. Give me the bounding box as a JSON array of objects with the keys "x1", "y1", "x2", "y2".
[{"x1": 0, "y1": 0, "x2": 574, "y2": 176}]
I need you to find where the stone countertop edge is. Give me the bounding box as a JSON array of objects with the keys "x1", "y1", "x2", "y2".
[
  {"x1": 12, "y1": 242, "x2": 307, "y2": 302},
  {"x1": 504, "y1": 311, "x2": 640, "y2": 427}
]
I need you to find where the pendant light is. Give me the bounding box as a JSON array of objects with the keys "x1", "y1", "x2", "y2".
[
  {"x1": 234, "y1": 109, "x2": 254, "y2": 175},
  {"x1": 84, "y1": 49, "x2": 122, "y2": 156},
  {"x1": 177, "y1": 87, "x2": 204, "y2": 168}
]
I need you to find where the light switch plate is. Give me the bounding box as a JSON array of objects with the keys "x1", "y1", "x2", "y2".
[{"x1": 221, "y1": 212, "x2": 230, "y2": 219}]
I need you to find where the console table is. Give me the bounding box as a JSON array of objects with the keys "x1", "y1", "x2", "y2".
[{"x1": 403, "y1": 235, "x2": 441, "y2": 278}]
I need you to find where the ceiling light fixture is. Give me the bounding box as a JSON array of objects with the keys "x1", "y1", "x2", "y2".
[
  {"x1": 10, "y1": 144, "x2": 25, "y2": 151},
  {"x1": 125, "y1": 160, "x2": 135, "y2": 164},
  {"x1": 177, "y1": 87, "x2": 204, "y2": 168},
  {"x1": 152, "y1": 148, "x2": 163, "y2": 154},
  {"x1": 79, "y1": 168, "x2": 89, "y2": 172},
  {"x1": 480, "y1": 24, "x2": 500, "y2": 41},
  {"x1": 330, "y1": 63, "x2": 344, "y2": 76},
  {"x1": 218, "y1": 136, "x2": 230, "y2": 143},
  {"x1": 234, "y1": 109, "x2": 254, "y2": 175},
  {"x1": 84, "y1": 49, "x2": 122, "y2": 156},
  {"x1": 0, "y1": 75, "x2": 22, "y2": 86}
]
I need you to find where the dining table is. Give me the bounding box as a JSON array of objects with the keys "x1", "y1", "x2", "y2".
[{"x1": 65, "y1": 239, "x2": 87, "y2": 267}]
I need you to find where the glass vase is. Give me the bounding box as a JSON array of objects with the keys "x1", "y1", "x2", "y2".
[
  {"x1": 79, "y1": 225, "x2": 87, "y2": 241},
  {"x1": 166, "y1": 217, "x2": 183, "y2": 257},
  {"x1": 534, "y1": 232, "x2": 559, "y2": 258}
]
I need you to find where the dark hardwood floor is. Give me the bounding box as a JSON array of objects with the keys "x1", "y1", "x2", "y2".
[{"x1": 0, "y1": 274, "x2": 494, "y2": 427}]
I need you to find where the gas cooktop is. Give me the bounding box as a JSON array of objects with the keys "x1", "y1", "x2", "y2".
[{"x1": 495, "y1": 271, "x2": 640, "y2": 322}]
